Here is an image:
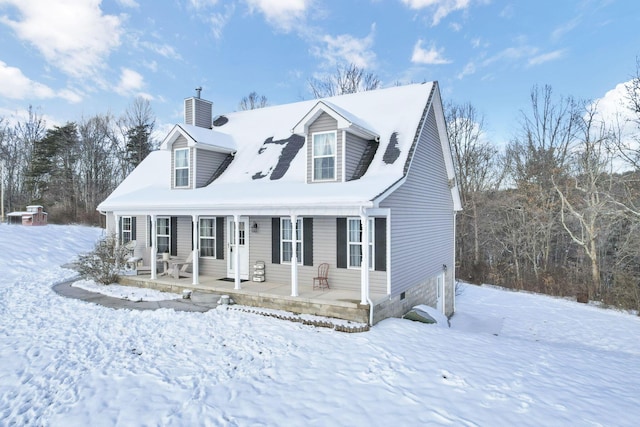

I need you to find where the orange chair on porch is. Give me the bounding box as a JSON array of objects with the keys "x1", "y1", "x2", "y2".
[{"x1": 313, "y1": 263, "x2": 330, "y2": 290}]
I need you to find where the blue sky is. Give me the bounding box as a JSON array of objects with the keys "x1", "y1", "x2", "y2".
[{"x1": 0, "y1": 0, "x2": 638, "y2": 145}]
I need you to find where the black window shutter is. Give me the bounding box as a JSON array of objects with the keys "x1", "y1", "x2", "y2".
[
  {"x1": 303, "y1": 218, "x2": 313, "y2": 266},
  {"x1": 272, "y1": 217, "x2": 280, "y2": 264},
  {"x1": 118, "y1": 217, "x2": 123, "y2": 243},
  {"x1": 148, "y1": 216, "x2": 152, "y2": 247},
  {"x1": 375, "y1": 218, "x2": 387, "y2": 272},
  {"x1": 131, "y1": 217, "x2": 137, "y2": 240},
  {"x1": 336, "y1": 217, "x2": 347, "y2": 269},
  {"x1": 216, "y1": 217, "x2": 224, "y2": 260},
  {"x1": 191, "y1": 221, "x2": 194, "y2": 250},
  {"x1": 170, "y1": 216, "x2": 178, "y2": 256}
]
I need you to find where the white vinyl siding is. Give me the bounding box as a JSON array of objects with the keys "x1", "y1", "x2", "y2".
[
  {"x1": 380, "y1": 107, "x2": 455, "y2": 302},
  {"x1": 281, "y1": 217, "x2": 302, "y2": 264},
  {"x1": 174, "y1": 148, "x2": 189, "y2": 187},
  {"x1": 196, "y1": 149, "x2": 228, "y2": 187},
  {"x1": 199, "y1": 217, "x2": 216, "y2": 257},
  {"x1": 312, "y1": 131, "x2": 337, "y2": 181}
]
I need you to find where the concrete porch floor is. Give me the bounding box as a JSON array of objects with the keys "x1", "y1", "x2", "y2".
[{"x1": 118, "y1": 273, "x2": 388, "y2": 324}]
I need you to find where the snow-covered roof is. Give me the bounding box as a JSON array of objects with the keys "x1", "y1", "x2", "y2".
[
  {"x1": 159, "y1": 123, "x2": 236, "y2": 153},
  {"x1": 99, "y1": 83, "x2": 444, "y2": 214}
]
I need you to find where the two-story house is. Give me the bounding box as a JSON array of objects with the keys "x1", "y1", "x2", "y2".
[{"x1": 97, "y1": 82, "x2": 462, "y2": 325}]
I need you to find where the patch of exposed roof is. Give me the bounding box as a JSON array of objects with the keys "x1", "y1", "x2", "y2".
[
  {"x1": 383, "y1": 132, "x2": 400, "y2": 164},
  {"x1": 213, "y1": 115, "x2": 228, "y2": 127},
  {"x1": 270, "y1": 135, "x2": 305, "y2": 180}
]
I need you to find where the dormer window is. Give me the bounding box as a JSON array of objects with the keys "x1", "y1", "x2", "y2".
[
  {"x1": 312, "y1": 131, "x2": 336, "y2": 181},
  {"x1": 174, "y1": 148, "x2": 189, "y2": 187}
]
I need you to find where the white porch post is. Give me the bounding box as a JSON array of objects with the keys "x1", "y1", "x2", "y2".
[
  {"x1": 360, "y1": 213, "x2": 370, "y2": 305},
  {"x1": 192, "y1": 214, "x2": 199, "y2": 285},
  {"x1": 150, "y1": 215, "x2": 157, "y2": 280},
  {"x1": 234, "y1": 214, "x2": 241, "y2": 290},
  {"x1": 114, "y1": 213, "x2": 120, "y2": 269},
  {"x1": 290, "y1": 214, "x2": 298, "y2": 297}
]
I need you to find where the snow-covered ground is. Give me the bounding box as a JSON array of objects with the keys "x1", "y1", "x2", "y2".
[{"x1": 1, "y1": 224, "x2": 639, "y2": 426}]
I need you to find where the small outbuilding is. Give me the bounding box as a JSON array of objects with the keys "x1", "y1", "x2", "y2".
[{"x1": 7, "y1": 205, "x2": 48, "y2": 226}]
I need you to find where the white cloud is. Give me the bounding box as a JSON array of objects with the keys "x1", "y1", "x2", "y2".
[
  {"x1": 138, "y1": 41, "x2": 181, "y2": 59},
  {"x1": 411, "y1": 39, "x2": 452, "y2": 65},
  {"x1": 116, "y1": 0, "x2": 139, "y2": 8},
  {"x1": 189, "y1": 0, "x2": 219, "y2": 9},
  {"x1": 0, "y1": 60, "x2": 81, "y2": 103},
  {"x1": 0, "y1": 0, "x2": 122, "y2": 79},
  {"x1": 528, "y1": 49, "x2": 565, "y2": 67},
  {"x1": 551, "y1": 16, "x2": 581, "y2": 41},
  {"x1": 482, "y1": 45, "x2": 537, "y2": 66},
  {"x1": 313, "y1": 25, "x2": 377, "y2": 69},
  {"x1": 456, "y1": 61, "x2": 476, "y2": 79},
  {"x1": 594, "y1": 81, "x2": 636, "y2": 135},
  {"x1": 401, "y1": 0, "x2": 472, "y2": 26},
  {"x1": 0, "y1": 61, "x2": 54, "y2": 99},
  {"x1": 208, "y1": 3, "x2": 235, "y2": 40},
  {"x1": 115, "y1": 68, "x2": 146, "y2": 97},
  {"x1": 245, "y1": 0, "x2": 312, "y2": 32}
]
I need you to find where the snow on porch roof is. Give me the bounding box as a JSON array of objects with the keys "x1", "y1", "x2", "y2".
[{"x1": 99, "y1": 82, "x2": 436, "y2": 212}]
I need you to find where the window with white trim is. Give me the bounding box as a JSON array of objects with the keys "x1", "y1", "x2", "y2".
[
  {"x1": 174, "y1": 148, "x2": 189, "y2": 187},
  {"x1": 281, "y1": 218, "x2": 302, "y2": 264},
  {"x1": 312, "y1": 131, "x2": 336, "y2": 181},
  {"x1": 199, "y1": 217, "x2": 216, "y2": 257},
  {"x1": 157, "y1": 217, "x2": 170, "y2": 254},
  {"x1": 121, "y1": 216, "x2": 132, "y2": 244},
  {"x1": 347, "y1": 218, "x2": 374, "y2": 269}
]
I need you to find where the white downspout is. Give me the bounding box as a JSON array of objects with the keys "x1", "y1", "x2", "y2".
[
  {"x1": 290, "y1": 215, "x2": 299, "y2": 297},
  {"x1": 151, "y1": 215, "x2": 157, "y2": 280},
  {"x1": 192, "y1": 214, "x2": 199, "y2": 285},
  {"x1": 234, "y1": 214, "x2": 241, "y2": 290}
]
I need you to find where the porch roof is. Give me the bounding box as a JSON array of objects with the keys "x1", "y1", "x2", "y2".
[{"x1": 99, "y1": 83, "x2": 437, "y2": 214}]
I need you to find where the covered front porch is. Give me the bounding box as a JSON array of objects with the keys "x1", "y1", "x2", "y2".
[{"x1": 118, "y1": 272, "x2": 388, "y2": 324}]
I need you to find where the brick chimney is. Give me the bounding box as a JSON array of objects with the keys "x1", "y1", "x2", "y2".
[{"x1": 184, "y1": 86, "x2": 212, "y2": 128}]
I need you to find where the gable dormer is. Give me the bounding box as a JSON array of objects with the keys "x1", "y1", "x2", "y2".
[
  {"x1": 292, "y1": 101, "x2": 379, "y2": 183},
  {"x1": 160, "y1": 125, "x2": 236, "y2": 190}
]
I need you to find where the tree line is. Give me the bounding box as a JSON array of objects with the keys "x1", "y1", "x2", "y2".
[
  {"x1": 449, "y1": 64, "x2": 640, "y2": 311},
  {"x1": 0, "y1": 98, "x2": 155, "y2": 224}
]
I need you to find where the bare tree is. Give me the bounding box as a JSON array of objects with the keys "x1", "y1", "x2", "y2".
[
  {"x1": 119, "y1": 97, "x2": 156, "y2": 173},
  {"x1": 553, "y1": 101, "x2": 617, "y2": 296},
  {"x1": 445, "y1": 102, "x2": 501, "y2": 281},
  {"x1": 502, "y1": 85, "x2": 579, "y2": 285},
  {"x1": 308, "y1": 63, "x2": 381, "y2": 99},
  {"x1": 239, "y1": 92, "x2": 269, "y2": 110}
]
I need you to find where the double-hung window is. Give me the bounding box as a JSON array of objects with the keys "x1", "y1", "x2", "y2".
[
  {"x1": 281, "y1": 218, "x2": 302, "y2": 264},
  {"x1": 199, "y1": 217, "x2": 216, "y2": 257},
  {"x1": 174, "y1": 148, "x2": 189, "y2": 187},
  {"x1": 157, "y1": 217, "x2": 170, "y2": 254},
  {"x1": 347, "y1": 218, "x2": 374, "y2": 269},
  {"x1": 312, "y1": 131, "x2": 336, "y2": 181},
  {"x1": 121, "y1": 216, "x2": 132, "y2": 244}
]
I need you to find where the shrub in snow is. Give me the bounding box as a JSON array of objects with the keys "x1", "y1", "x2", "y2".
[{"x1": 76, "y1": 234, "x2": 129, "y2": 285}]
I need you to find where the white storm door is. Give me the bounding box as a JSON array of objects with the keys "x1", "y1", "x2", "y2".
[{"x1": 227, "y1": 216, "x2": 249, "y2": 279}]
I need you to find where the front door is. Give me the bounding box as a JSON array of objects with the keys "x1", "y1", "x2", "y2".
[{"x1": 227, "y1": 217, "x2": 249, "y2": 280}]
